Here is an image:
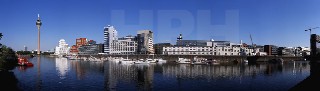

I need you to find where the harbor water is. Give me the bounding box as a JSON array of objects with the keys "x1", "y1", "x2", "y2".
[{"x1": 8, "y1": 56, "x2": 310, "y2": 91}]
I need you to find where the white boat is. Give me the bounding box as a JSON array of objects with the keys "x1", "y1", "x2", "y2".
[
  {"x1": 66, "y1": 54, "x2": 80, "y2": 60},
  {"x1": 191, "y1": 56, "x2": 207, "y2": 65},
  {"x1": 154, "y1": 58, "x2": 167, "y2": 63},
  {"x1": 176, "y1": 58, "x2": 191, "y2": 64},
  {"x1": 111, "y1": 57, "x2": 123, "y2": 62},
  {"x1": 133, "y1": 59, "x2": 150, "y2": 64},
  {"x1": 119, "y1": 57, "x2": 135, "y2": 64},
  {"x1": 146, "y1": 58, "x2": 157, "y2": 63},
  {"x1": 87, "y1": 56, "x2": 102, "y2": 62}
]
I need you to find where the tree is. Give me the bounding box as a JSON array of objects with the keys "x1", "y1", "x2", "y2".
[
  {"x1": 0, "y1": 46, "x2": 18, "y2": 70},
  {"x1": 0, "y1": 33, "x2": 18, "y2": 70},
  {"x1": 0, "y1": 33, "x2": 2, "y2": 39},
  {"x1": 0, "y1": 33, "x2": 2, "y2": 52}
]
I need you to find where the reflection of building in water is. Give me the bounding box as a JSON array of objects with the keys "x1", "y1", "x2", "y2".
[
  {"x1": 70, "y1": 60, "x2": 86, "y2": 80},
  {"x1": 70, "y1": 60, "x2": 104, "y2": 80},
  {"x1": 136, "y1": 65, "x2": 154, "y2": 91},
  {"x1": 163, "y1": 64, "x2": 247, "y2": 79},
  {"x1": 55, "y1": 57, "x2": 69, "y2": 79},
  {"x1": 104, "y1": 62, "x2": 154, "y2": 91},
  {"x1": 162, "y1": 62, "x2": 309, "y2": 79}
]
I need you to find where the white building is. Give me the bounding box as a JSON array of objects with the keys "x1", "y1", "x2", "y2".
[
  {"x1": 103, "y1": 25, "x2": 138, "y2": 55},
  {"x1": 162, "y1": 41, "x2": 258, "y2": 56},
  {"x1": 110, "y1": 36, "x2": 137, "y2": 54},
  {"x1": 104, "y1": 25, "x2": 118, "y2": 54},
  {"x1": 55, "y1": 39, "x2": 70, "y2": 55}
]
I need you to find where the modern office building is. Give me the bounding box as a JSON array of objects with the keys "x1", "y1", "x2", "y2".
[
  {"x1": 78, "y1": 40, "x2": 103, "y2": 55},
  {"x1": 154, "y1": 43, "x2": 172, "y2": 54},
  {"x1": 70, "y1": 38, "x2": 88, "y2": 54},
  {"x1": 55, "y1": 39, "x2": 70, "y2": 55},
  {"x1": 104, "y1": 25, "x2": 118, "y2": 54},
  {"x1": 264, "y1": 45, "x2": 278, "y2": 55},
  {"x1": 110, "y1": 36, "x2": 137, "y2": 54},
  {"x1": 137, "y1": 30, "x2": 154, "y2": 54}
]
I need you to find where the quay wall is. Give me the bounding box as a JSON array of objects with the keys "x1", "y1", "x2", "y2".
[{"x1": 76, "y1": 54, "x2": 304, "y2": 62}]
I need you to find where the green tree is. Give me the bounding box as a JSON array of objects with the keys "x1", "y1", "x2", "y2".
[
  {"x1": 0, "y1": 33, "x2": 18, "y2": 71},
  {"x1": 0, "y1": 33, "x2": 2, "y2": 51},
  {"x1": 0, "y1": 46, "x2": 18, "y2": 70}
]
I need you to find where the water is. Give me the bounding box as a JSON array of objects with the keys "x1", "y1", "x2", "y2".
[{"x1": 8, "y1": 56, "x2": 310, "y2": 91}]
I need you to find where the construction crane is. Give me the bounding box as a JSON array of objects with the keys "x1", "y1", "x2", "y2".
[{"x1": 250, "y1": 34, "x2": 256, "y2": 55}]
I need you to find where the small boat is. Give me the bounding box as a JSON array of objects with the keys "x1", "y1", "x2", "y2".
[
  {"x1": 191, "y1": 56, "x2": 207, "y2": 65},
  {"x1": 155, "y1": 58, "x2": 167, "y2": 63},
  {"x1": 133, "y1": 59, "x2": 150, "y2": 64},
  {"x1": 146, "y1": 58, "x2": 157, "y2": 63},
  {"x1": 176, "y1": 58, "x2": 191, "y2": 64},
  {"x1": 119, "y1": 57, "x2": 135, "y2": 64},
  {"x1": 18, "y1": 57, "x2": 33, "y2": 67}
]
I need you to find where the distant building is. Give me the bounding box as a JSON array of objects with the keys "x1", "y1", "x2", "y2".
[
  {"x1": 264, "y1": 45, "x2": 278, "y2": 55},
  {"x1": 78, "y1": 40, "x2": 103, "y2": 55},
  {"x1": 24, "y1": 45, "x2": 27, "y2": 51},
  {"x1": 55, "y1": 39, "x2": 70, "y2": 55},
  {"x1": 76, "y1": 38, "x2": 87, "y2": 46},
  {"x1": 137, "y1": 30, "x2": 154, "y2": 54},
  {"x1": 278, "y1": 47, "x2": 310, "y2": 56},
  {"x1": 70, "y1": 38, "x2": 88, "y2": 54},
  {"x1": 163, "y1": 44, "x2": 257, "y2": 56},
  {"x1": 154, "y1": 43, "x2": 172, "y2": 54},
  {"x1": 110, "y1": 35, "x2": 137, "y2": 54},
  {"x1": 104, "y1": 25, "x2": 118, "y2": 54},
  {"x1": 70, "y1": 45, "x2": 78, "y2": 54},
  {"x1": 162, "y1": 35, "x2": 256, "y2": 55},
  {"x1": 176, "y1": 40, "x2": 210, "y2": 46},
  {"x1": 299, "y1": 47, "x2": 310, "y2": 56}
]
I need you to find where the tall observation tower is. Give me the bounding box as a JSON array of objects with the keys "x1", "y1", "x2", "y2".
[{"x1": 36, "y1": 14, "x2": 42, "y2": 55}]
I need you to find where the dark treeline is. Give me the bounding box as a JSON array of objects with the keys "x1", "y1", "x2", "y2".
[{"x1": 0, "y1": 33, "x2": 18, "y2": 70}]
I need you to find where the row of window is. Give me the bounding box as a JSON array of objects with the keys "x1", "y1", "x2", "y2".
[
  {"x1": 163, "y1": 52, "x2": 241, "y2": 55},
  {"x1": 163, "y1": 48, "x2": 252, "y2": 52}
]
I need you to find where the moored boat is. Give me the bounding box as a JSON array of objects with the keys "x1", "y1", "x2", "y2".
[
  {"x1": 18, "y1": 57, "x2": 33, "y2": 67},
  {"x1": 176, "y1": 58, "x2": 191, "y2": 64}
]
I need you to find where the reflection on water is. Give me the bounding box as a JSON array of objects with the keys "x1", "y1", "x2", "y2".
[
  {"x1": 55, "y1": 57, "x2": 69, "y2": 79},
  {"x1": 105, "y1": 62, "x2": 154, "y2": 91},
  {"x1": 12, "y1": 56, "x2": 311, "y2": 91},
  {"x1": 162, "y1": 62, "x2": 309, "y2": 80}
]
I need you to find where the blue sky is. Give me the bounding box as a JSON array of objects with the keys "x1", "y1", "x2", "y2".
[{"x1": 1, "y1": 0, "x2": 320, "y2": 51}]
